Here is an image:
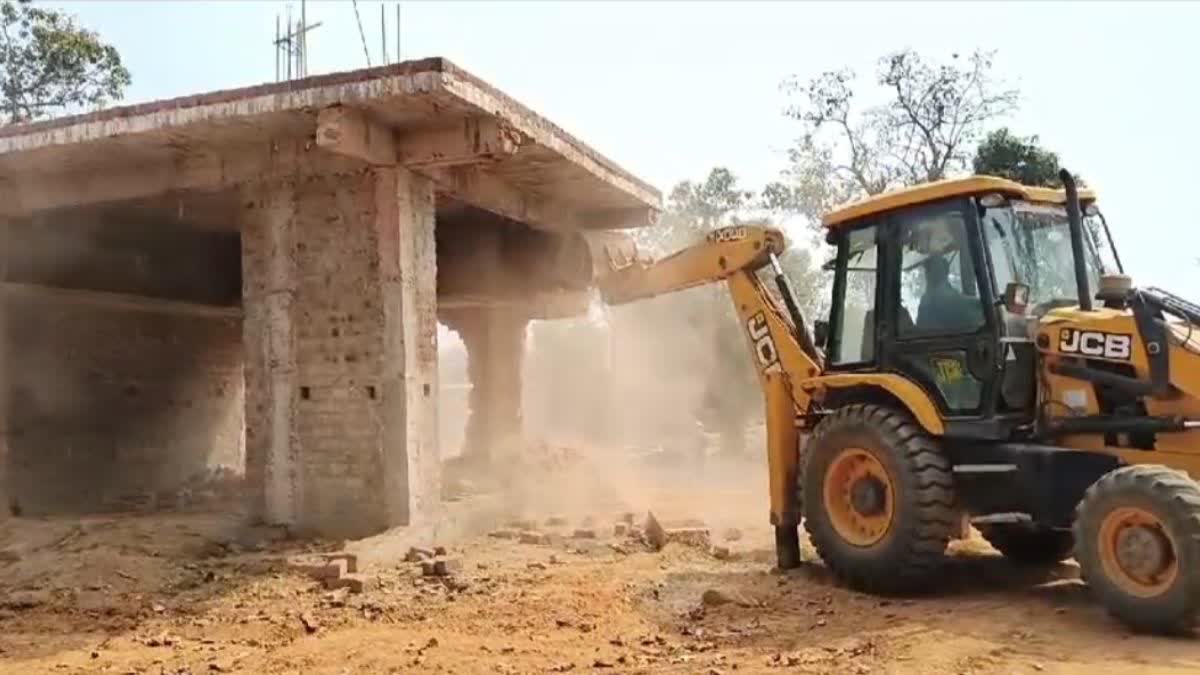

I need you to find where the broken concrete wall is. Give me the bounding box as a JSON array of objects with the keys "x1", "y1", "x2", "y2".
[{"x1": 2, "y1": 215, "x2": 244, "y2": 515}]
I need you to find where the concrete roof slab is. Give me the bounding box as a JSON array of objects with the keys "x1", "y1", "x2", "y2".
[{"x1": 0, "y1": 58, "x2": 661, "y2": 230}]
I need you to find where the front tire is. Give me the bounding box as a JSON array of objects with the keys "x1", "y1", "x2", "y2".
[
  {"x1": 1074, "y1": 464, "x2": 1200, "y2": 634},
  {"x1": 802, "y1": 403, "x2": 958, "y2": 594}
]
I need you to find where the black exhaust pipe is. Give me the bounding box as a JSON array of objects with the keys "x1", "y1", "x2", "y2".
[{"x1": 1059, "y1": 168, "x2": 1093, "y2": 311}]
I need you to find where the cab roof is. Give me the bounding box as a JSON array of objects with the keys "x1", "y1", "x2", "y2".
[{"x1": 821, "y1": 175, "x2": 1097, "y2": 228}]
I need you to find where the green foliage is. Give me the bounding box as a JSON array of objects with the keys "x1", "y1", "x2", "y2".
[
  {"x1": 766, "y1": 49, "x2": 1019, "y2": 227},
  {"x1": 0, "y1": 0, "x2": 130, "y2": 124},
  {"x1": 972, "y1": 128, "x2": 1063, "y2": 187}
]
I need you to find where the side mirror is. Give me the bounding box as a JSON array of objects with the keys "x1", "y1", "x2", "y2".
[
  {"x1": 814, "y1": 319, "x2": 830, "y2": 349},
  {"x1": 1002, "y1": 282, "x2": 1030, "y2": 315}
]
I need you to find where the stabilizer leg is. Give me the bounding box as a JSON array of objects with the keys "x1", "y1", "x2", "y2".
[{"x1": 775, "y1": 524, "x2": 802, "y2": 569}]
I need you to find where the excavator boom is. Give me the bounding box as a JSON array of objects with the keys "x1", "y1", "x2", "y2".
[
  {"x1": 596, "y1": 224, "x2": 824, "y2": 539},
  {"x1": 599, "y1": 225, "x2": 784, "y2": 304}
]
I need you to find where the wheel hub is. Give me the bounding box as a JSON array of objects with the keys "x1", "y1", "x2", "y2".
[
  {"x1": 850, "y1": 476, "x2": 887, "y2": 516},
  {"x1": 1098, "y1": 505, "x2": 1179, "y2": 598},
  {"x1": 1115, "y1": 524, "x2": 1171, "y2": 580},
  {"x1": 822, "y1": 447, "x2": 896, "y2": 547}
]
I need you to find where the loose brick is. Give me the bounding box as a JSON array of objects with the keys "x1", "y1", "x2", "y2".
[
  {"x1": 613, "y1": 523, "x2": 628, "y2": 537},
  {"x1": 287, "y1": 556, "x2": 346, "y2": 580},
  {"x1": 519, "y1": 531, "x2": 549, "y2": 545},
  {"x1": 572, "y1": 529, "x2": 597, "y2": 540},
  {"x1": 664, "y1": 527, "x2": 711, "y2": 549},
  {"x1": 643, "y1": 512, "x2": 710, "y2": 551},
  {"x1": 323, "y1": 552, "x2": 358, "y2": 573},
  {"x1": 405, "y1": 547, "x2": 435, "y2": 562},
  {"x1": 489, "y1": 529, "x2": 519, "y2": 540},
  {"x1": 324, "y1": 573, "x2": 374, "y2": 593},
  {"x1": 434, "y1": 558, "x2": 463, "y2": 576},
  {"x1": 422, "y1": 557, "x2": 463, "y2": 577}
]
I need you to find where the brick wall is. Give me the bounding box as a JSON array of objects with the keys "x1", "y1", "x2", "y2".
[{"x1": 2, "y1": 214, "x2": 244, "y2": 515}]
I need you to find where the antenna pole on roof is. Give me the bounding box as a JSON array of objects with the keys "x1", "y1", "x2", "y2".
[
  {"x1": 395, "y1": 3, "x2": 401, "y2": 62},
  {"x1": 380, "y1": 3, "x2": 388, "y2": 65}
]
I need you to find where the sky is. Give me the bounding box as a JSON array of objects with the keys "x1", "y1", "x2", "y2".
[{"x1": 58, "y1": 0, "x2": 1200, "y2": 298}]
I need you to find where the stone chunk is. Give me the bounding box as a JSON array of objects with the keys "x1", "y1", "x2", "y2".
[
  {"x1": 489, "y1": 529, "x2": 519, "y2": 540},
  {"x1": 572, "y1": 529, "x2": 597, "y2": 539}
]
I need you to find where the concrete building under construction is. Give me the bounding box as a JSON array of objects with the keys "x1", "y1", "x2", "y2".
[{"x1": 0, "y1": 58, "x2": 660, "y2": 539}]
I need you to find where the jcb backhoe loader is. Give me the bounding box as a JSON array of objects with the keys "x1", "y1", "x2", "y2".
[{"x1": 598, "y1": 170, "x2": 1200, "y2": 634}]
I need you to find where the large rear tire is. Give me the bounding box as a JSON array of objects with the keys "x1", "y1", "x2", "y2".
[
  {"x1": 1074, "y1": 464, "x2": 1200, "y2": 634},
  {"x1": 978, "y1": 524, "x2": 1074, "y2": 565},
  {"x1": 802, "y1": 403, "x2": 958, "y2": 594}
]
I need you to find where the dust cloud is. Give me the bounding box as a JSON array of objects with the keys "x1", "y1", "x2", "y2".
[{"x1": 443, "y1": 285, "x2": 771, "y2": 536}]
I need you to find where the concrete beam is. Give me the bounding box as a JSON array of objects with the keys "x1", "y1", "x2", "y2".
[
  {"x1": 438, "y1": 290, "x2": 592, "y2": 320},
  {"x1": 1, "y1": 282, "x2": 241, "y2": 319},
  {"x1": 397, "y1": 117, "x2": 522, "y2": 169},
  {"x1": 0, "y1": 140, "x2": 345, "y2": 217},
  {"x1": 315, "y1": 105, "x2": 396, "y2": 167},
  {"x1": 314, "y1": 106, "x2": 522, "y2": 172}
]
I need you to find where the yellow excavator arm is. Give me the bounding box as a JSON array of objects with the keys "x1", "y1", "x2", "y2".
[{"x1": 596, "y1": 224, "x2": 824, "y2": 533}]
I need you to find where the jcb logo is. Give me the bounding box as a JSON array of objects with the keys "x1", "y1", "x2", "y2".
[
  {"x1": 1059, "y1": 328, "x2": 1132, "y2": 361},
  {"x1": 747, "y1": 311, "x2": 783, "y2": 375},
  {"x1": 707, "y1": 226, "x2": 748, "y2": 243}
]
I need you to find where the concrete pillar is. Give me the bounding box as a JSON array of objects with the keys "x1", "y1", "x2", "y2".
[
  {"x1": 241, "y1": 166, "x2": 439, "y2": 538},
  {"x1": 443, "y1": 307, "x2": 528, "y2": 464}
]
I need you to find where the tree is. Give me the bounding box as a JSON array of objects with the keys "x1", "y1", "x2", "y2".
[
  {"x1": 765, "y1": 49, "x2": 1019, "y2": 225},
  {"x1": 972, "y1": 127, "x2": 1063, "y2": 187},
  {"x1": 0, "y1": 0, "x2": 130, "y2": 124}
]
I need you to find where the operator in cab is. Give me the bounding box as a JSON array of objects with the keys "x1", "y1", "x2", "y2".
[{"x1": 917, "y1": 254, "x2": 982, "y2": 333}]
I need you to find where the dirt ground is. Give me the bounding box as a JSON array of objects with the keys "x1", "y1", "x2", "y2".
[{"x1": 3, "y1": 446, "x2": 1200, "y2": 675}]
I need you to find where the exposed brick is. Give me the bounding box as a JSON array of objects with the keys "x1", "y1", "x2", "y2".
[
  {"x1": 241, "y1": 168, "x2": 438, "y2": 539},
  {"x1": 4, "y1": 280, "x2": 243, "y2": 515}
]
